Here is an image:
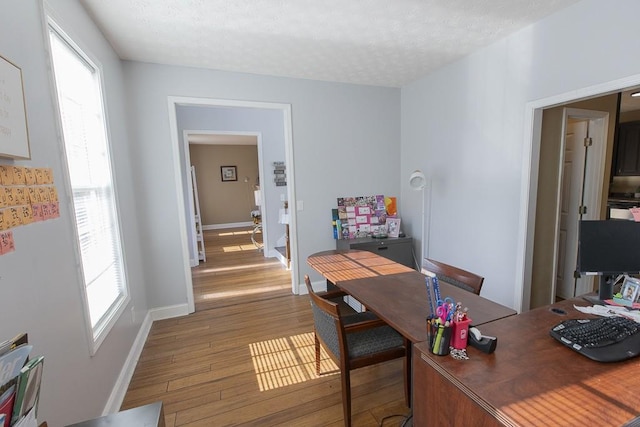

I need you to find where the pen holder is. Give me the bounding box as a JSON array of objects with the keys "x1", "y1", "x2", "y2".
[
  {"x1": 451, "y1": 317, "x2": 472, "y2": 350},
  {"x1": 431, "y1": 323, "x2": 453, "y2": 356}
]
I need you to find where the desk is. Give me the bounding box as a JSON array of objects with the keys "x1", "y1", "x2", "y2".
[
  {"x1": 308, "y1": 250, "x2": 516, "y2": 343},
  {"x1": 412, "y1": 298, "x2": 640, "y2": 426}
]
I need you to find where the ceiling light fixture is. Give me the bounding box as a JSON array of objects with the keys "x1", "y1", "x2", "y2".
[{"x1": 631, "y1": 91, "x2": 640, "y2": 98}]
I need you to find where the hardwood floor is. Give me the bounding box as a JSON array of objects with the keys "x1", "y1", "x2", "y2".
[{"x1": 121, "y1": 227, "x2": 410, "y2": 426}]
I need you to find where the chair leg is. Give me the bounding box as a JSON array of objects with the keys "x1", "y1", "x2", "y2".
[
  {"x1": 315, "y1": 333, "x2": 321, "y2": 375},
  {"x1": 340, "y1": 369, "x2": 352, "y2": 427}
]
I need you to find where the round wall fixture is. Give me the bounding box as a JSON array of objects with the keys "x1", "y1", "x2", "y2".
[{"x1": 409, "y1": 170, "x2": 426, "y2": 190}]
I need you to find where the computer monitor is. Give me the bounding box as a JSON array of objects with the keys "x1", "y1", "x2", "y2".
[{"x1": 578, "y1": 220, "x2": 640, "y2": 301}]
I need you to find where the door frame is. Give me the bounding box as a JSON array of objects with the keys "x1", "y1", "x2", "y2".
[
  {"x1": 517, "y1": 74, "x2": 640, "y2": 312},
  {"x1": 167, "y1": 96, "x2": 298, "y2": 313},
  {"x1": 551, "y1": 109, "x2": 608, "y2": 301}
]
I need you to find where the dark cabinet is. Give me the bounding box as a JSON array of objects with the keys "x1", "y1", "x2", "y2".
[
  {"x1": 614, "y1": 121, "x2": 640, "y2": 176},
  {"x1": 336, "y1": 236, "x2": 414, "y2": 268}
]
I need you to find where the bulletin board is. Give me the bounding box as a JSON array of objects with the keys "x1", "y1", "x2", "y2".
[
  {"x1": 0, "y1": 166, "x2": 59, "y2": 255},
  {"x1": 0, "y1": 54, "x2": 31, "y2": 159},
  {"x1": 336, "y1": 195, "x2": 390, "y2": 239}
]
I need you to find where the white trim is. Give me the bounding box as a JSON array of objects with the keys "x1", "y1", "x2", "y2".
[
  {"x1": 102, "y1": 303, "x2": 190, "y2": 414},
  {"x1": 148, "y1": 303, "x2": 191, "y2": 321},
  {"x1": 167, "y1": 96, "x2": 299, "y2": 303},
  {"x1": 102, "y1": 311, "x2": 153, "y2": 414},
  {"x1": 167, "y1": 99, "x2": 196, "y2": 313},
  {"x1": 517, "y1": 74, "x2": 640, "y2": 312}
]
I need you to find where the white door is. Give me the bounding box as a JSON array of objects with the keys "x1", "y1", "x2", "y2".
[
  {"x1": 556, "y1": 110, "x2": 607, "y2": 299},
  {"x1": 557, "y1": 120, "x2": 588, "y2": 299}
]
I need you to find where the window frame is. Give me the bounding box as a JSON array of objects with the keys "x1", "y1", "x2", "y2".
[{"x1": 46, "y1": 16, "x2": 130, "y2": 355}]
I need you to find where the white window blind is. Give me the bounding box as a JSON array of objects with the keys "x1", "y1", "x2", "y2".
[{"x1": 48, "y1": 23, "x2": 128, "y2": 348}]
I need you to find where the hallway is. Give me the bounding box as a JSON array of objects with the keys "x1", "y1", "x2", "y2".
[{"x1": 191, "y1": 227, "x2": 291, "y2": 311}]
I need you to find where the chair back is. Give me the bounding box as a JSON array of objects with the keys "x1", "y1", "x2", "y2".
[
  {"x1": 423, "y1": 258, "x2": 484, "y2": 295},
  {"x1": 304, "y1": 276, "x2": 343, "y2": 360}
]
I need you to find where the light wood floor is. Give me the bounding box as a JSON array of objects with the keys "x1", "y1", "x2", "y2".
[{"x1": 121, "y1": 227, "x2": 409, "y2": 426}]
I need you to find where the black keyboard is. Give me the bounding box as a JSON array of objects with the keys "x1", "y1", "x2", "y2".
[{"x1": 549, "y1": 316, "x2": 640, "y2": 362}]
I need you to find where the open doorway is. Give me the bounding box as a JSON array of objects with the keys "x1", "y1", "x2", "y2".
[
  {"x1": 185, "y1": 131, "x2": 264, "y2": 266},
  {"x1": 167, "y1": 96, "x2": 298, "y2": 313},
  {"x1": 517, "y1": 76, "x2": 640, "y2": 312}
]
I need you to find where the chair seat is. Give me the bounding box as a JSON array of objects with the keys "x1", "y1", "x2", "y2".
[{"x1": 347, "y1": 325, "x2": 404, "y2": 359}]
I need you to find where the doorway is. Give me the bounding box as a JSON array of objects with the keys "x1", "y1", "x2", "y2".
[
  {"x1": 518, "y1": 75, "x2": 640, "y2": 312},
  {"x1": 185, "y1": 131, "x2": 263, "y2": 267},
  {"x1": 529, "y1": 107, "x2": 610, "y2": 309},
  {"x1": 167, "y1": 96, "x2": 298, "y2": 314}
]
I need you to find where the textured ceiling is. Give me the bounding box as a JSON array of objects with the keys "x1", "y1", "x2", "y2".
[{"x1": 80, "y1": 0, "x2": 581, "y2": 88}]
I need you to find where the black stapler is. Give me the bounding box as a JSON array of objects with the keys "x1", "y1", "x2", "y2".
[{"x1": 468, "y1": 327, "x2": 497, "y2": 354}]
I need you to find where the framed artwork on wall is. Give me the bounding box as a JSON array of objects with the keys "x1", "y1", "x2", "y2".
[
  {"x1": 0, "y1": 54, "x2": 31, "y2": 159},
  {"x1": 221, "y1": 166, "x2": 237, "y2": 182}
]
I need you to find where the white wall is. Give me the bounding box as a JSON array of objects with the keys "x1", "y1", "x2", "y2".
[
  {"x1": 0, "y1": 0, "x2": 149, "y2": 425},
  {"x1": 400, "y1": 0, "x2": 640, "y2": 309},
  {"x1": 123, "y1": 61, "x2": 402, "y2": 306}
]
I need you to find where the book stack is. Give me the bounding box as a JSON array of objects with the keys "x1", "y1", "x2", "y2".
[{"x1": 0, "y1": 334, "x2": 44, "y2": 427}]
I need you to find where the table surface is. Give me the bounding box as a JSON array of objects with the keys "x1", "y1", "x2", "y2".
[
  {"x1": 414, "y1": 298, "x2": 640, "y2": 426},
  {"x1": 308, "y1": 250, "x2": 517, "y2": 343}
]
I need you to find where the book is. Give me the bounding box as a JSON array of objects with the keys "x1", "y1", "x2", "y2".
[
  {"x1": 0, "y1": 341, "x2": 32, "y2": 423},
  {"x1": 0, "y1": 344, "x2": 32, "y2": 387},
  {"x1": 0, "y1": 385, "x2": 15, "y2": 427},
  {"x1": 11, "y1": 356, "x2": 44, "y2": 426}
]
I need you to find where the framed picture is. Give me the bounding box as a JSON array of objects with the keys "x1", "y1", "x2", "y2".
[
  {"x1": 0, "y1": 54, "x2": 31, "y2": 159},
  {"x1": 620, "y1": 276, "x2": 640, "y2": 303},
  {"x1": 386, "y1": 217, "x2": 401, "y2": 238},
  {"x1": 221, "y1": 166, "x2": 237, "y2": 182}
]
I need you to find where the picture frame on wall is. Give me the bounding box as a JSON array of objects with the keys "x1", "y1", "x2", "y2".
[
  {"x1": 0, "y1": 54, "x2": 31, "y2": 159},
  {"x1": 221, "y1": 166, "x2": 237, "y2": 182}
]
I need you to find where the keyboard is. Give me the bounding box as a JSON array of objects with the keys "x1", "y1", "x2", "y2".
[{"x1": 549, "y1": 316, "x2": 640, "y2": 362}]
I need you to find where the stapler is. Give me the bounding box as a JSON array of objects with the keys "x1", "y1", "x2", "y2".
[{"x1": 468, "y1": 327, "x2": 497, "y2": 354}]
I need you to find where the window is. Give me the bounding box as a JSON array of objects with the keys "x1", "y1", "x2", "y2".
[{"x1": 47, "y1": 21, "x2": 129, "y2": 353}]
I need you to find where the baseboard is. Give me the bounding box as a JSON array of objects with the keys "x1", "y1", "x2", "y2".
[{"x1": 103, "y1": 303, "x2": 191, "y2": 414}]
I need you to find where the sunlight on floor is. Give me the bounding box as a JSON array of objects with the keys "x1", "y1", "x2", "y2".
[
  {"x1": 249, "y1": 332, "x2": 338, "y2": 392},
  {"x1": 218, "y1": 230, "x2": 253, "y2": 236},
  {"x1": 223, "y1": 244, "x2": 261, "y2": 252},
  {"x1": 201, "y1": 284, "x2": 290, "y2": 300},
  {"x1": 196, "y1": 261, "x2": 283, "y2": 274}
]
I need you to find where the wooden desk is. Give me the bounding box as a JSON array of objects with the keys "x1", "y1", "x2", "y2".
[
  {"x1": 308, "y1": 249, "x2": 415, "y2": 283},
  {"x1": 412, "y1": 299, "x2": 640, "y2": 426},
  {"x1": 308, "y1": 250, "x2": 516, "y2": 343}
]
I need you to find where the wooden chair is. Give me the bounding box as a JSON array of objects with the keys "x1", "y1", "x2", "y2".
[
  {"x1": 304, "y1": 275, "x2": 410, "y2": 427},
  {"x1": 422, "y1": 258, "x2": 484, "y2": 295}
]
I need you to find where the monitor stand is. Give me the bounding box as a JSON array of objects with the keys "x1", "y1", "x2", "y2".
[{"x1": 583, "y1": 275, "x2": 613, "y2": 305}]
